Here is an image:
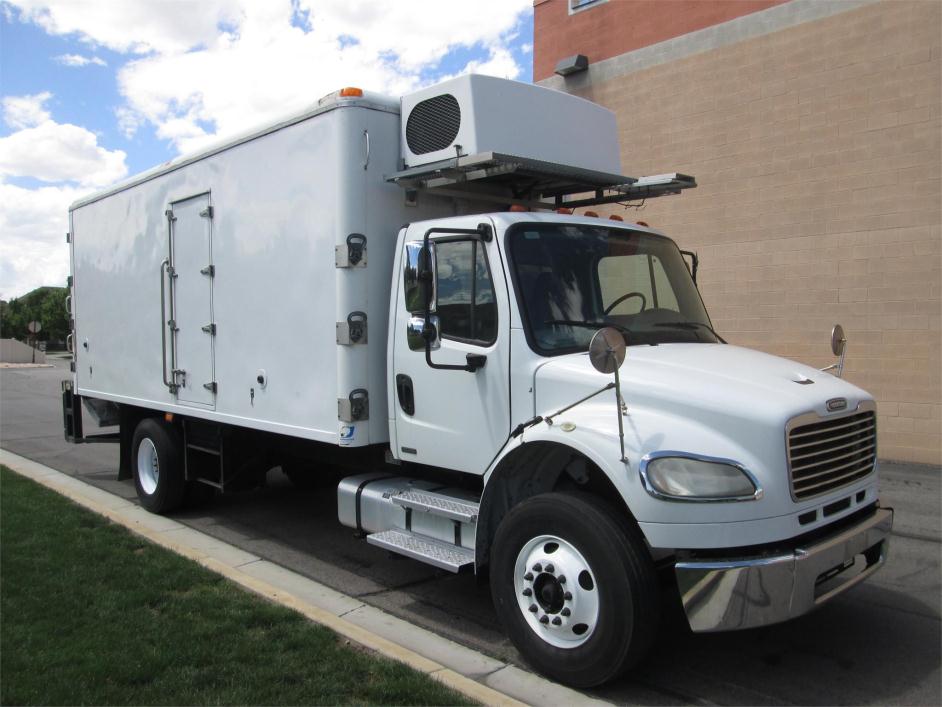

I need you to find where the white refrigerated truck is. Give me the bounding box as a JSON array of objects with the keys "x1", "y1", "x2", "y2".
[{"x1": 62, "y1": 74, "x2": 892, "y2": 687}]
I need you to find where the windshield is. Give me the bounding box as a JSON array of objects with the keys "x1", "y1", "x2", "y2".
[{"x1": 507, "y1": 222, "x2": 718, "y2": 354}]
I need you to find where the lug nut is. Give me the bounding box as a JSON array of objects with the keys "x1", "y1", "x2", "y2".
[
  {"x1": 545, "y1": 563, "x2": 555, "y2": 574},
  {"x1": 558, "y1": 575, "x2": 566, "y2": 584},
  {"x1": 524, "y1": 572, "x2": 533, "y2": 581},
  {"x1": 539, "y1": 615, "x2": 549, "y2": 624},
  {"x1": 561, "y1": 608, "x2": 571, "y2": 617},
  {"x1": 528, "y1": 604, "x2": 538, "y2": 613},
  {"x1": 564, "y1": 591, "x2": 572, "y2": 601},
  {"x1": 522, "y1": 588, "x2": 532, "y2": 597},
  {"x1": 533, "y1": 563, "x2": 542, "y2": 572},
  {"x1": 552, "y1": 617, "x2": 562, "y2": 626}
]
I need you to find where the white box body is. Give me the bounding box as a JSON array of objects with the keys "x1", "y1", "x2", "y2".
[{"x1": 69, "y1": 95, "x2": 460, "y2": 447}]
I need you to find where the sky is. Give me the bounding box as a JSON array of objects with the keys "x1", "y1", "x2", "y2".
[{"x1": 0, "y1": 0, "x2": 534, "y2": 300}]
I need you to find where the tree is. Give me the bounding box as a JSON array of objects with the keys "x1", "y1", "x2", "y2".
[{"x1": 0, "y1": 286, "x2": 70, "y2": 344}]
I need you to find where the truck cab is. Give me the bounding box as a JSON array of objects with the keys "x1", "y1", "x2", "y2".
[{"x1": 374, "y1": 210, "x2": 891, "y2": 686}]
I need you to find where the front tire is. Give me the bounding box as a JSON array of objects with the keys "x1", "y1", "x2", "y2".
[
  {"x1": 132, "y1": 417, "x2": 186, "y2": 513},
  {"x1": 490, "y1": 492, "x2": 659, "y2": 687}
]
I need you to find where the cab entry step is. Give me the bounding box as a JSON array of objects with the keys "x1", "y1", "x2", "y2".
[
  {"x1": 367, "y1": 529, "x2": 474, "y2": 572},
  {"x1": 391, "y1": 490, "x2": 480, "y2": 522}
]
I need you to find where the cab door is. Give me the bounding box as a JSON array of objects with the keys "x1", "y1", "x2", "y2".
[{"x1": 391, "y1": 218, "x2": 511, "y2": 474}]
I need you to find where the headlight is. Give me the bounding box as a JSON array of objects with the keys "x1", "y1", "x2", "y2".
[{"x1": 640, "y1": 454, "x2": 761, "y2": 502}]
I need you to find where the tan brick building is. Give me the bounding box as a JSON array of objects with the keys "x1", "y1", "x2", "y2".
[{"x1": 535, "y1": 0, "x2": 941, "y2": 464}]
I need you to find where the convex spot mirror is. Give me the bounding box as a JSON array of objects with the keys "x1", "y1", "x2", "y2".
[
  {"x1": 589, "y1": 327, "x2": 627, "y2": 374},
  {"x1": 831, "y1": 324, "x2": 846, "y2": 356}
]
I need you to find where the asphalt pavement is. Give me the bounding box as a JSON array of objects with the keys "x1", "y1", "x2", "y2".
[{"x1": 2, "y1": 357, "x2": 939, "y2": 705}]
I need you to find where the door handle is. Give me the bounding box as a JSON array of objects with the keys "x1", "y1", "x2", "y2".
[{"x1": 396, "y1": 374, "x2": 415, "y2": 416}]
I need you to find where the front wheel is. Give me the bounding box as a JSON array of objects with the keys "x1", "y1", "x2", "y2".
[{"x1": 490, "y1": 492, "x2": 659, "y2": 687}]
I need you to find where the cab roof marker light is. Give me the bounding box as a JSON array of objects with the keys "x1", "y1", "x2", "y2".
[
  {"x1": 583, "y1": 210, "x2": 599, "y2": 217},
  {"x1": 609, "y1": 214, "x2": 624, "y2": 221},
  {"x1": 339, "y1": 87, "x2": 363, "y2": 97}
]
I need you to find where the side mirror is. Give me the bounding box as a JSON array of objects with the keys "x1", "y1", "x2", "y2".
[
  {"x1": 830, "y1": 324, "x2": 846, "y2": 356},
  {"x1": 407, "y1": 315, "x2": 440, "y2": 352},
  {"x1": 680, "y1": 249, "x2": 699, "y2": 284},
  {"x1": 821, "y1": 323, "x2": 847, "y2": 377}
]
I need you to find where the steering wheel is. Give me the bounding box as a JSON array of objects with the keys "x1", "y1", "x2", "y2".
[{"x1": 604, "y1": 291, "x2": 647, "y2": 315}]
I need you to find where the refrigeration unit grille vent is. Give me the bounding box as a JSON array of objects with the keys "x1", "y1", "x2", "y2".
[
  {"x1": 406, "y1": 94, "x2": 461, "y2": 155},
  {"x1": 787, "y1": 410, "x2": 876, "y2": 500}
]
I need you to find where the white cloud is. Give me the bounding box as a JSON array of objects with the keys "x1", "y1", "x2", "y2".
[
  {"x1": 0, "y1": 119, "x2": 127, "y2": 187},
  {"x1": 111, "y1": 0, "x2": 532, "y2": 153},
  {"x1": 54, "y1": 53, "x2": 107, "y2": 67},
  {"x1": 5, "y1": 0, "x2": 246, "y2": 54},
  {"x1": 2, "y1": 91, "x2": 52, "y2": 129},
  {"x1": 0, "y1": 181, "x2": 79, "y2": 298}
]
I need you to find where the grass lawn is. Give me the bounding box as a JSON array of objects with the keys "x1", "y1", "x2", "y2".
[{"x1": 0, "y1": 466, "x2": 473, "y2": 705}]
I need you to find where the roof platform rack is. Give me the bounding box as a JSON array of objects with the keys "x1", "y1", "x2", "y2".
[{"x1": 386, "y1": 151, "x2": 696, "y2": 210}]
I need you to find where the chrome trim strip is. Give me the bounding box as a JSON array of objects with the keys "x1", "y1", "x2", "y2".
[
  {"x1": 638, "y1": 450, "x2": 763, "y2": 503},
  {"x1": 676, "y1": 507, "x2": 893, "y2": 632},
  {"x1": 785, "y1": 400, "x2": 877, "y2": 502}
]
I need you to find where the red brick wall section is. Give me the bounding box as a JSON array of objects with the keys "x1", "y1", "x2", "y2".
[{"x1": 534, "y1": 0, "x2": 790, "y2": 81}]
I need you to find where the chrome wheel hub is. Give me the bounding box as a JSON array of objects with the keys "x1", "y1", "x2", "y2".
[
  {"x1": 513, "y1": 534, "x2": 599, "y2": 648},
  {"x1": 136, "y1": 438, "x2": 159, "y2": 495}
]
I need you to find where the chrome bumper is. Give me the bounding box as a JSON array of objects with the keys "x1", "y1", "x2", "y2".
[{"x1": 676, "y1": 507, "x2": 893, "y2": 632}]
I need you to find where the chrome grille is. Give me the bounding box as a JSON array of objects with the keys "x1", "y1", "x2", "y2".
[{"x1": 787, "y1": 409, "x2": 876, "y2": 500}]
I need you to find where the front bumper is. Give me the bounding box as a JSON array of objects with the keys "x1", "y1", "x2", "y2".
[{"x1": 676, "y1": 507, "x2": 893, "y2": 632}]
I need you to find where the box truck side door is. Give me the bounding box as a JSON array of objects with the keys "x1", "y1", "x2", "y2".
[
  {"x1": 168, "y1": 193, "x2": 215, "y2": 408},
  {"x1": 392, "y1": 218, "x2": 511, "y2": 474}
]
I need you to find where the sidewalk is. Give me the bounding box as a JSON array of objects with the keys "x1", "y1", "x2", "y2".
[{"x1": 1, "y1": 449, "x2": 608, "y2": 707}]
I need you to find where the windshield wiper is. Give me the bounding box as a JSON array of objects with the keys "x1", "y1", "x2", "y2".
[
  {"x1": 653, "y1": 321, "x2": 726, "y2": 344},
  {"x1": 544, "y1": 320, "x2": 631, "y2": 336}
]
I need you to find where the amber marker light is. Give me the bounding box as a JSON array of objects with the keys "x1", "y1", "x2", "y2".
[
  {"x1": 164, "y1": 412, "x2": 174, "y2": 422},
  {"x1": 509, "y1": 204, "x2": 529, "y2": 212},
  {"x1": 339, "y1": 87, "x2": 363, "y2": 97},
  {"x1": 609, "y1": 214, "x2": 624, "y2": 221}
]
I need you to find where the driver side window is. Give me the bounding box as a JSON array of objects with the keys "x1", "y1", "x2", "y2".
[{"x1": 598, "y1": 254, "x2": 679, "y2": 315}]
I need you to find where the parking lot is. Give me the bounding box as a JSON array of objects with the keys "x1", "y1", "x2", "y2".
[{"x1": 2, "y1": 358, "x2": 939, "y2": 705}]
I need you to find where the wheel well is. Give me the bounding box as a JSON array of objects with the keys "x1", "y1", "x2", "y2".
[{"x1": 476, "y1": 442, "x2": 638, "y2": 571}]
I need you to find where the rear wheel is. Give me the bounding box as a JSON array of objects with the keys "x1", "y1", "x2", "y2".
[
  {"x1": 132, "y1": 418, "x2": 186, "y2": 513},
  {"x1": 490, "y1": 492, "x2": 659, "y2": 687}
]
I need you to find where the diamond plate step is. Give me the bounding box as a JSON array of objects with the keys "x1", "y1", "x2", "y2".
[
  {"x1": 391, "y1": 490, "x2": 480, "y2": 522},
  {"x1": 367, "y1": 529, "x2": 474, "y2": 572}
]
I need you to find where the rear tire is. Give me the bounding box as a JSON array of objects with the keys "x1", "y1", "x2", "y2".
[
  {"x1": 132, "y1": 417, "x2": 186, "y2": 514},
  {"x1": 490, "y1": 492, "x2": 659, "y2": 687}
]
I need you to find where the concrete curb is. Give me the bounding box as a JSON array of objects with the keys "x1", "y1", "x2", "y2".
[{"x1": 1, "y1": 449, "x2": 608, "y2": 707}]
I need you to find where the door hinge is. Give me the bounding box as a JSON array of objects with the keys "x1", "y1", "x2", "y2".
[
  {"x1": 200, "y1": 264, "x2": 215, "y2": 277},
  {"x1": 167, "y1": 319, "x2": 179, "y2": 331},
  {"x1": 336, "y1": 311, "x2": 367, "y2": 345},
  {"x1": 66, "y1": 231, "x2": 71, "y2": 243},
  {"x1": 199, "y1": 205, "x2": 214, "y2": 219},
  {"x1": 201, "y1": 323, "x2": 217, "y2": 335},
  {"x1": 167, "y1": 265, "x2": 177, "y2": 278},
  {"x1": 335, "y1": 233, "x2": 367, "y2": 268},
  {"x1": 165, "y1": 209, "x2": 176, "y2": 222},
  {"x1": 338, "y1": 388, "x2": 369, "y2": 422},
  {"x1": 203, "y1": 382, "x2": 217, "y2": 393}
]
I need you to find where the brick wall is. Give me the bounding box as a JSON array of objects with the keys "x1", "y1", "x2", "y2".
[
  {"x1": 534, "y1": 0, "x2": 787, "y2": 81},
  {"x1": 544, "y1": 1, "x2": 941, "y2": 464}
]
